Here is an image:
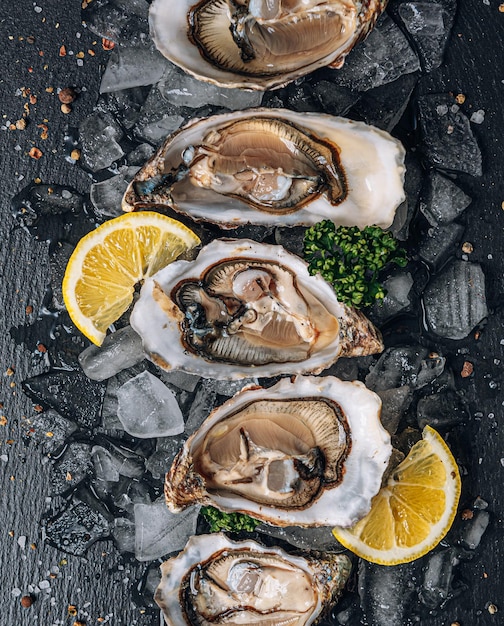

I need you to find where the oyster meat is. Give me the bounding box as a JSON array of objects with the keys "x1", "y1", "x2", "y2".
[
  {"x1": 155, "y1": 533, "x2": 352, "y2": 625},
  {"x1": 130, "y1": 239, "x2": 383, "y2": 380},
  {"x1": 123, "y1": 109, "x2": 406, "y2": 229},
  {"x1": 149, "y1": 0, "x2": 387, "y2": 90},
  {"x1": 165, "y1": 375, "x2": 392, "y2": 527}
]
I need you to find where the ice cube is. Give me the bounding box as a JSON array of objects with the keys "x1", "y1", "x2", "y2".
[
  {"x1": 417, "y1": 223, "x2": 465, "y2": 269},
  {"x1": 117, "y1": 371, "x2": 184, "y2": 438},
  {"x1": 257, "y1": 524, "x2": 339, "y2": 552},
  {"x1": 358, "y1": 560, "x2": 420, "y2": 626},
  {"x1": 460, "y1": 510, "x2": 490, "y2": 550},
  {"x1": 158, "y1": 61, "x2": 263, "y2": 110},
  {"x1": 366, "y1": 346, "x2": 445, "y2": 392},
  {"x1": 84, "y1": 0, "x2": 150, "y2": 47},
  {"x1": 419, "y1": 171, "x2": 472, "y2": 226},
  {"x1": 377, "y1": 386, "x2": 413, "y2": 435},
  {"x1": 133, "y1": 84, "x2": 185, "y2": 144},
  {"x1": 145, "y1": 434, "x2": 187, "y2": 480},
  {"x1": 92, "y1": 446, "x2": 121, "y2": 482},
  {"x1": 134, "y1": 500, "x2": 199, "y2": 561},
  {"x1": 397, "y1": 2, "x2": 453, "y2": 71},
  {"x1": 79, "y1": 326, "x2": 146, "y2": 382},
  {"x1": 112, "y1": 517, "x2": 136, "y2": 554},
  {"x1": 369, "y1": 271, "x2": 414, "y2": 325},
  {"x1": 90, "y1": 166, "x2": 140, "y2": 220},
  {"x1": 79, "y1": 112, "x2": 125, "y2": 172},
  {"x1": 100, "y1": 45, "x2": 170, "y2": 93},
  {"x1": 329, "y1": 14, "x2": 420, "y2": 92},
  {"x1": 420, "y1": 548, "x2": 457, "y2": 608},
  {"x1": 184, "y1": 378, "x2": 219, "y2": 434}
]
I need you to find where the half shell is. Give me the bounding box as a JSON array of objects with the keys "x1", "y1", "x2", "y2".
[
  {"x1": 165, "y1": 375, "x2": 392, "y2": 527},
  {"x1": 149, "y1": 0, "x2": 387, "y2": 90},
  {"x1": 122, "y1": 109, "x2": 406, "y2": 230},
  {"x1": 130, "y1": 239, "x2": 383, "y2": 380},
  {"x1": 155, "y1": 534, "x2": 352, "y2": 625}
]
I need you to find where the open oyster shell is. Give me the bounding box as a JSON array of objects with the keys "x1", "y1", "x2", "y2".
[
  {"x1": 123, "y1": 109, "x2": 406, "y2": 230},
  {"x1": 155, "y1": 533, "x2": 352, "y2": 625},
  {"x1": 130, "y1": 239, "x2": 383, "y2": 380},
  {"x1": 149, "y1": 0, "x2": 387, "y2": 90},
  {"x1": 165, "y1": 375, "x2": 392, "y2": 527}
]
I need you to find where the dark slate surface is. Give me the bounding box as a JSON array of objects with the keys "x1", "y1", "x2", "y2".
[{"x1": 0, "y1": 1, "x2": 503, "y2": 626}]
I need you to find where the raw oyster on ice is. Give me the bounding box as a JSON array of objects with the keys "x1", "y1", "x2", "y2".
[
  {"x1": 155, "y1": 533, "x2": 352, "y2": 625},
  {"x1": 149, "y1": 0, "x2": 388, "y2": 90},
  {"x1": 130, "y1": 239, "x2": 383, "y2": 380},
  {"x1": 165, "y1": 375, "x2": 392, "y2": 527},
  {"x1": 123, "y1": 109, "x2": 406, "y2": 229}
]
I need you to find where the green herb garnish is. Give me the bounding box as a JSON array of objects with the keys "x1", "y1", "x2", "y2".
[
  {"x1": 303, "y1": 221, "x2": 407, "y2": 308},
  {"x1": 201, "y1": 506, "x2": 261, "y2": 533}
]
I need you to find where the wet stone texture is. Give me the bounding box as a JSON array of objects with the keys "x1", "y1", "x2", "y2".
[{"x1": 1, "y1": 0, "x2": 503, "y2": 625}]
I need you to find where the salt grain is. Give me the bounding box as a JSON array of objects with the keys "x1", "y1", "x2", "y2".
[{"x1": 471, "y1": 109, "x2": 485, "y2": 124}]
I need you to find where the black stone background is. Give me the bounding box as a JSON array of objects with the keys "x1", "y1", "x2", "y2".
[{"x1": 0, "y1": 1, "x2": 503, "y2": 625}]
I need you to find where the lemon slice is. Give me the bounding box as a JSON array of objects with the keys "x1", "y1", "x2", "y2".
[
  {"x1": 63, "y1": 212, "x2": 200, "y2": 346},
  {"x1": 332, "y1": 425, "x2": 461, "y2": 565}
]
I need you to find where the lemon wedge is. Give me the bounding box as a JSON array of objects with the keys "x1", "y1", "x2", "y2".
[
  {"x1": 63, "y1": 212, "x2": 200, "y2": 346},
  {"x1": 332, "y1": 425, "x2": 461, "y2": 565}
]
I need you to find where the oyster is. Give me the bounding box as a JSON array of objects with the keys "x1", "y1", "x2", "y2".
[
  {"x1": 130, "y1": 239, "x2": 383, "y2": 380},
  {"x1": 123, "y1": 109, "x2": 406, "y2": 230},
  {"x1": 149, "y1": 0, "x2": 387, "y2": 90},
  {"x1": 155, "y1": 533, "x2": 352, "y2": 625},
  {"x1": 165, "y1": 375, "x2": 392, "y2": 527}
]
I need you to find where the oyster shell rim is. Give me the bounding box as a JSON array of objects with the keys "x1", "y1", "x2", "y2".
[
  {"x1": 130, "y1": 238, "x2": 384, "y2": 380},
  {"x1": 122, "y1": 108, "x2": 407, "y2": 231},
  {"x1": 165, "y1": 375, "x2": 393, "y2": 527},
  {"x1": 149, "y1": 0, "x2": 388, "y2": 91},
  {"x1": 154, "y1": 532, "x2": 352, "y2": 626}
]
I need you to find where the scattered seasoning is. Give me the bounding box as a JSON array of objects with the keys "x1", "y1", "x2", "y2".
[
  {"x1": 59, "y1": 45, "x2": 67, "y2": 56},
  {"x1": 461, "y1": 361, "x2": 474, "y2": 378},
  {"x1": 499, "y1": 3, "x2": 504, "y2": 11},
  {"x1": 487, "y1": 604, "x2": 498, "y2": 614},
  {"x1": 102, "y1": 38, "x2": 115, "y2": 50},
  {"x1": 66, "y1": 472, "x2": 73, "y2": 481},
  {"x1": 61, "y1": 104, "x2": 72, "y2": 114},
  {"x1": 68, "y1": 605, "x2": 78, "y2": 616},
  {"x1": 58, "y1": 87, "x2": 76, "y2": 104},
  {"x1": 36, "y1": 343, "x2": 47, "y2": 353},
  {"x1": 70, "y1": 149, "x2": 81, "y2": 161},
  {"x1": 15, "y1": 119, "x2": 27, "y2": 130},
  {"x1": 34, "y1": 404, "x2": 43, "y2": 412},
  {"x1": 461, "y1": 509, "x2": 474, "y2": 520},
  {"x1": 455, "y1": 93, "x2": 466, "y2": 104},
  {"x1": 20, "y1": 595, "x2": 34, "y2": 608},
  {"x1": 6, "y1": 367, "x2": 15, "y2": 376},
  {"x1": 76, "y1": 51, "x2": 85, "y2": 59},
  {"x1": 0, "y1": 416, "x2": 7, "y2": 426},
  {"x1": 73, "y1": 622, "x2": 86, "y2": 626},
  {"x1": 462, "y1": 241, "x2": 474, "y2": 254},
  {"x1": 29, "y1": 147, "x2": 43, "y2": 159},
  {"x1": 45, "y1": 86, "x2": 54, "y2": 93}
]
